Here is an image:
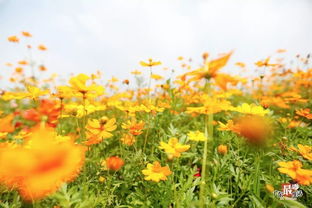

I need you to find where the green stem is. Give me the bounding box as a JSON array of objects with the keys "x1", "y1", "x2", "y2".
[{"x1": 199, "y1": 115, "x2": 209, "y2": 207}]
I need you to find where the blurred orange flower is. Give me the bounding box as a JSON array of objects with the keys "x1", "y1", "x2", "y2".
[
  {"x1": 38, "y1": 44, "x2": 47, "y2": 51},
  {"x1": 21, "y1": 31, "x2": 32, "y2": 37},
  {"x1": 0, "y1": 114, "x2": 15, "y2": 133},
  {"x1": 8, "y1": 36, "x2": 19, "y2": 43},
  {"x1": 0, "y1": 127, "x2": 86, "y2": 200}
]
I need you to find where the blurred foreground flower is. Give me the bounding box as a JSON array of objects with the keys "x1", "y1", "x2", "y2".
[
  {"x1": 0, "y1": 127, "x2": 86, "y2": 201},
  {"x1": 219, "y1": 115, "x2": 271, "y2": 145},
  {"x1": 142, "y1": 161, "x2": 172, "y2": 182}
]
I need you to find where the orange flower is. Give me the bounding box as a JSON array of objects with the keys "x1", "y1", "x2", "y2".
[
  {"x1": 38, "y1": 44, "x2": 47, "y2": 51},
  {"x1": 217, "y1": 145, "x2": 228, "y2": 155},
  {"x1": 21, "y1": 31, "x2": 32, "y2": 37},
  {"x1": 122, "y1": 119, "x2": 145, "y2": 136},
  {"x1": 0, "y1": 127, "x2": 86, "y2": 201},
  {"x1": 8, "y1": 36, "x2": 19, "y2": 43},
  {"x1": 104, "y1": 156, "x2": 124, "y2": 171},
  {"x1": 235, "y1": 115, "x2": 271, "y2": 145},
  {"x1": 278, "y1": 160, "x2": 312, "y2": 185},
  {"x1": 18, "y1": 60, "x2": 28, "y2": 65},
  {"x1": 122, "y1": 79, "x2": 130, "y2": 85},
  {"x1": 278, "y1": 160, "x2": 302, "y2": 179},
  {"x1": 0, "y1": 114, "x2": 15, "y2": 133},
  {"x1": 186, "y1": 51, "x2": 232, "y2": 81},
  {"x1": 289, "y1": 144, "x2": 312, "y2": 161},
  {"x1": 15, "y1": 67, "x2": 24, "y2": 73},
  {"x1": 39, "y1": 65, "x2": 47, "y2": 71},
  {"x1": 296, "y1": 108, "x2": 312, "y2": 120},
  {"x1": 220, "y1": 116, "x2": 271, "y2": 145},
  {"x1": 22, "y1": 99, "x2": 60, "y2": 127}
]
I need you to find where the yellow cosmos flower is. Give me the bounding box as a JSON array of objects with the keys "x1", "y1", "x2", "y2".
[
  {"x1": 231, "y1": 103, "x2": 269, "y2": 116},
  {"x1": 86, "y1": 117, "x2": 117, "y2": 139},
  {"x1": 159, "y1": 137, "x2": 190, "y2": 159},
  {"x1": 131, "y1": 70, "x2": 142, "y2": 75},
  {"x1": 63, "y1": 102, "x2": 106, "y2": 117},
  {"x1": 120, "y1": 134, "x2": 136, "y2": 146},
  {"x1": 278, "y1": 160, "x2": 312, "y2": 185},
  {"x1": 278, "y1": 160, "x2": 302, "y2": 179},
  {"x1": 185, "y1": 51, "x2": 232, "y2": 81},
  {"x1": 186, "y1": 96, "x2": 232, "y2": 115},
  {"x1": 140, "y1": 58, "x2": 162, "y2": 67},
  {"x1": 289, "y1": 144, "x2": 312, "y2": 161},
  {"x1": 187, "y1": 131, "x2": 207, "y2": 141},
  {"x1": 150, "y1": 74, "x2": 163, "y2": 81},
  {"x1": 0, "y1": 132, "x2": 8, "y2": 139},
  {"x1": 69, "y1": 74, "x2": 104, "y2": 96},
  {"x1": 142, "y1": 161, "x2": 172, "y2": 182},
  {"x1": 122, "y1": 119, "x2": 145, "y2": 136},
  {"x1": 25, "y1": 85, "x2": 49, "y2": 99}
]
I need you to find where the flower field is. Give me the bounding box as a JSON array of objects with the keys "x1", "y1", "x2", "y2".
[{"x1": 0, "y1": 33, "x2": 311, "y2": 208}]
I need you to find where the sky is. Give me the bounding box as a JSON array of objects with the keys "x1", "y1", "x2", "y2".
[{"x1": 0, "y1": 0, "x2": 312, "y2": 84}]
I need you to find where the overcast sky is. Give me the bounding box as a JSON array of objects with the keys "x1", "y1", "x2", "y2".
[{"x1": 0, "y1": 0, "x2": 312, "y2": 83}]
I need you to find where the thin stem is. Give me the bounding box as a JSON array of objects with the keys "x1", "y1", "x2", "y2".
[{"x1": 199, "y1": 115, "x2": 209, "y2": 207}]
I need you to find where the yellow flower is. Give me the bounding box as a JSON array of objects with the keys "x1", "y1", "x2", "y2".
[
  {"x1": 108, "y1": 76, "x2": 119, "y2": 83},
  {"x1": 278, "y1": 160, "x2": 312, "y2": 185},
  {"x1": 99, "y1": 176, "x2": 106, "y2": 183},
  {"x1": 142, "y1": 161, "x2": 172, "y2": 182},
  {"x1": 0, "y1": 132, "x2": 8, "y2": 139},
  {"x1": 278, "y1": 160, "x2": 302, "y2": 179},
  {"x1": 131, "y1": 70, "x2": 142, "y2": 75},
  {"x1": 122, "y1": 119, "x2": 145, "y2": 136},
  {"x1": 231, "y1": 103, "x2": 269, "y2": 116},
  {"x1": 140, "y1": 58, "x2": 162, "y2": 67},
  {"x1": 8, "y1": 35, "x2": 19, "y2": 43},
  {"x1": 289, "y1": 144, "x2": 312, "y2": 161},
  {"x1": 21, "y1": 31, "x2": 32, "y2": 37},
  {"x1": 187, "y1": 131, "x2": 207, "y2": 141},
  {"x1": 86, "y1": 117, "x2": 117, "y2": 139},
  {"x1": 120, "y1": 134, "x2": 136, "y2": 146},
  {"x1": 185, "y1": 51, "x2": 232, "y2": 81},
  {"x1": 38, "y1": 44, "x2": 47, "y2": 51},
  {"x1": 265, "y1": 184, "x2": 274, "y2": 193},
  {"x1": 69, "y1": 74, "x2": 104, "y2": 96},
  {"x1": 218, "y1": 120, "x2": 237, "y2": 132},
  {"x1": 25, "y1": 85, "x2": 49, "y2": 99},
  {"x1": 150, "y1": 74, "x2": 163, "y2": 81},
  {"x1": 63, "y1": 102, "x2": 106, "y2": 118},
  {"x1": 186, "y1": 96, "x2": 232, "y2": 115},
  {"x1": 159, "y1": 137, "x2": 190, "y2": 159}
]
